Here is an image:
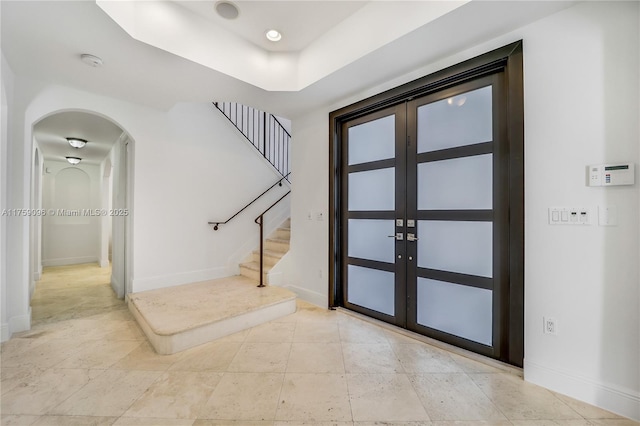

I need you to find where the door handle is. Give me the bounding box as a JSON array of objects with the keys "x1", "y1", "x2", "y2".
[
  {"x1": 407, "y1": 233, "x2": 419, "y2": 242},
  {"x1": 387, "y1": 233, "x2": 404, "y2": 241}
]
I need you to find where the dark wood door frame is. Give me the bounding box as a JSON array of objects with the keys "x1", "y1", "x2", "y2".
[{"x1": 329, "y1": 41, "x2": 524, "y2": 366}]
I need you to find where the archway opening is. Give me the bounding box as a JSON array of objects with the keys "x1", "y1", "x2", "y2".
[{"x1": 30, "y1": 110, "x2": 134, "y2": 322}]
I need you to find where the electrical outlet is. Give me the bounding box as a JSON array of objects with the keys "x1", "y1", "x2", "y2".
[{"x1": 543, "y1": 317, "x2": 558, "y2": 335}]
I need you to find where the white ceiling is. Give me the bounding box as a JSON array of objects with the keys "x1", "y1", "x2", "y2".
[
  {"x1": 95, "y1": 0, "x2": 470, "y2": 91},
  {"x1": 176, "y1": 1, "x2": 368, "y2": 52},
  {"x1": 33, "y1": 112, "x2": 124, "y2": 165},
  {"x1": 1, "y1": 0, "x2": 579, "y2": 164}
]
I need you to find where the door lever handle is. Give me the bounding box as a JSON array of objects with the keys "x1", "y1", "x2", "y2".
[
  {"x1": 407, "y1": 233, "x2": 419, "y2": 242},
  {"x1": 387, "y1": 233, "x2": 404, "y2": 240}
]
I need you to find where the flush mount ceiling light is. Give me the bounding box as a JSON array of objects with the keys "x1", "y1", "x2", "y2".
[
  {"x1": 66, "y1": 137, "x2": 87, "y2": 149},
  {"x1": 66, "y1": 157, "x2": 82, "y2": 165},
  {"x1": 215, "y1": 1, "x2": 239, "y2": 19},
  {"x1": 80, "y1": 54, "x2": 103, "y2": 68},
  {"x1": 265, "y1": 29, "x2": 282, "y2": 42}
]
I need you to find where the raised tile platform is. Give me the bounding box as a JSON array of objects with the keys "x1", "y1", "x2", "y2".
[{"x1": 128, "y1": 275, "x2": 296, "y2": 354}]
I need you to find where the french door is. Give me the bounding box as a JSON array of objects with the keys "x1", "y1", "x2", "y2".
[{"x1": 331, "y1": 42, "x2": 523, "y2": 365}]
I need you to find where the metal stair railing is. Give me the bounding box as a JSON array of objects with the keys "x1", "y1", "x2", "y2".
[
  {"x1": 213, "y1": 102, "x2": 291, "y2": 182},
  {"x1": 207, "y1": 172, "x2": 290, "y2": 231}
]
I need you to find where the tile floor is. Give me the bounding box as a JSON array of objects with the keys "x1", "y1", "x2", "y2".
[{"x1": 1, "y1": 264, "x2": 637, "y2": 426}]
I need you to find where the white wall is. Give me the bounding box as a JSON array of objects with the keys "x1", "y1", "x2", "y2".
[
  {"x1": 99, "y1": 156, "x2": 113, "y2": 268},
  {"x1": 29, "y1": 142, "x2": 43, "y2": 299},
  {"x1": 288, "y1": 1, "x2": 639, "y2": 420},
  {"x1": 1, "y1": 54, "x2": 15, "y2": 341},
  {"x1": 2, "y1": 62, "x2": 32, "y2": 340},
  {"x1": 41, "y1": 160, "x2": 101, "y2": 266},
  {"x1": 109, "y1": 133, "x2": 129, "y2": 298}
]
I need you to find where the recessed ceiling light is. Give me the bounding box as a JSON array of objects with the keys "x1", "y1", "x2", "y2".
[
  {"x1": 66, "y1": 157, "x2": 82, "y2": 165},
  {"x1": 265, "y1": 29, "x2": 282, "y2": 42},
  {"x1": 80, "y1": 54, "x2": 103, "y2": 68},
  {"x1": 215, "y1": 1, "x2": 239, "y2": 19},
  {"x1": 66, "y1": 137, "x2": 87, "y2": 149}
]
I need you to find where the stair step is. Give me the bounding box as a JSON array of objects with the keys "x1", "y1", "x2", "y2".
[
  {"x1": 273, "y1": 227, "x2": 291, "y2": 240},
  {"x1": 239, "y1": 262, "x2": 269, "y2": 283},
  {"x1": 128, "y1": 275, "x2": 296, "y2": 355},
  {"x1": 251, "y1": 250, "x2": 284, "y2": 267},
  {"x1": 240, "y1": 261, "x2": 271, "y2": 273},
  {"x1": 265, "y1": 238, "x2": 289, "y2": 253}
]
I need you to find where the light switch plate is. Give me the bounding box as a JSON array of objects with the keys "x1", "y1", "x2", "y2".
[{"x1": 549, "y1": 207, "x2": 591, "y2": 225}]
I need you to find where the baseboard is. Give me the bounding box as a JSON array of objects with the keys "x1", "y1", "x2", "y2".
[
  {"x1": 99, "y1": 259, "x2": 110, "y2": 268},
  {"x1": 524, "y1": 358, "x2": 640, "y2": 421},
  {"x1": 132, "y1": 266, "x2": 234, "y2": 293},
  {"x1": 9, "y1": 308, "x2": 31, "y2": 335},
  {"x1": 42, "y1": 256, "x2": 98, "y2": 267},
  {"x1": 1, "y1": 322, "x2": 10, "y2": 342},
  {"x1": 284, "y1": 285, "x2": 327, "y2": 308},
  {"x1": 34, "y1": 271, "x2": 41, "y2": 281}
]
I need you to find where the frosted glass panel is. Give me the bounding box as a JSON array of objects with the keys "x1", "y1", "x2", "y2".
[
  {"x1": 349, "y1": 115, "x2": 395, "y2": 165},
  {"x1": 418, "y1": 154, "x2": 493, "y2": 210},
  {"x1": 348, "y1": 219, "x2": 395, "y2": 263},
  {"x1": 348, "y1": 265, "x2": 395, "y2": 316},
  {"x1": 349, "y1": 168, "x2": 395, "y2": 211},
  {"x1": 417, "y1": 278, "x2": 492, "y2": 345},
  {"x1": 418, "y1": 86, "x2": 492, "y2": 153},
  {"x1": 417, "y1": 220, "x2": 492, "y2": 277}
]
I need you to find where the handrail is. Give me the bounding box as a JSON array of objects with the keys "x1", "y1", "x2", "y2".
[
  {"x1": 208, "y1": 172, "x2": 290, "y2": 230},
  {"x1": 254, "y1": 190, "x2": 290, "y2": 287},
  {"x1": 213, "y1": 102, "x2": 290, "y2": 182},
  {"x1": 271, "y1": 115, "x2": 291, "y2": 138}
]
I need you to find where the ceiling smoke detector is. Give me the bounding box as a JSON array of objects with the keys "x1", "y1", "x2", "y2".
[
  {"x1": 215, "y1": 1, "x2": 239, "y2": 20},
  {"x1": 81, "y1": 54, "x2": 103, "y2": 68}
]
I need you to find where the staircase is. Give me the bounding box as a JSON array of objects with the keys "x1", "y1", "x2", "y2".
[
  {"x1": 239, "y1": 219, "x2": 290, "y2": 284},
  {"x1": 128, "y1": 105, "x2": 295, "y2": 355},
  {"x1": 128, "y1": 218, "x2": 295, "y2": 355}
]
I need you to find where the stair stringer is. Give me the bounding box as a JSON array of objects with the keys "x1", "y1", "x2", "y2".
[
  {"x1": 225, "y1": 196, "x2": 290, "y2": 275},
  {"x1": 239, "y1": 218, "x2": 290, "y2": 285},
  {"x1": 265, "y1": 251, "x2": 292, "y2": 287}
]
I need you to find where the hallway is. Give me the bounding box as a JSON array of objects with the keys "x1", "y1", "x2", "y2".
[
  {"x1": 30, "y1": 264, "x2": 122, "y2": 325},
  {"x1": 1, "y1": 265, "x2": 633, "y2": 425}
]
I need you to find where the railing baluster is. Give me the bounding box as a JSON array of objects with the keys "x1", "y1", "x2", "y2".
[{"x1": 212, "y1": 102, "x2": 290, "y2": 183}]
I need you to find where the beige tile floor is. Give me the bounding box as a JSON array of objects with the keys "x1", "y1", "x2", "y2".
[{"x1": 1, "y1": 264, "x2": 637, "y2": 426}]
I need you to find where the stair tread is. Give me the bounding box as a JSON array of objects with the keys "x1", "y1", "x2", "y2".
[
  {"x1": 267, "y1": 237, "x2": 290, "y2": 244},
  {"x1": 240, "y1": 261, "x2": 272, "y2": 272},
  {"x1": 252, "y1": 249, "x2": 286, "y2": 258}
]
